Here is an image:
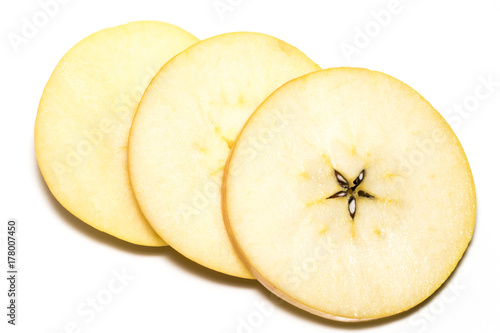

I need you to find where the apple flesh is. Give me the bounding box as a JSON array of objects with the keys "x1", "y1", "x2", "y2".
[
  {"x1": 223, "y1": 67, "x2": 476, "y2": 320},
  {"x1": 128, "y1": 32, "x2": 320, "y2": 278},
  {"x1": 35, "y1": 21, "x2": 199, "y2": 246}
]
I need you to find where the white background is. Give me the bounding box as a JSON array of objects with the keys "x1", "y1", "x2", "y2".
[{"x1": 1, "y1": 0, "x2": 499, "y2": 332}]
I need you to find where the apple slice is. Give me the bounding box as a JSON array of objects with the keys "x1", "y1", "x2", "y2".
[
  {"x1": 223, "y1": 68, "x2": 476, "y2": 320},
  {"x1": 129, "y1": 32, "x2": 320, "y2": 278},
  {"x1": 35, "y1": 21, "x2": 199, "y2": 246}
]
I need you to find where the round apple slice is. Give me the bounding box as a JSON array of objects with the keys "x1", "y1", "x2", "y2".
[
  {"x1": 35, "y1": 21, "x2": 199, "y2": 246},
  {"x1": 129, "y1": 32, "x2": 320, "y2": 278},
  {"x1": 223, "y1": 68, "x2": 476, "y2": 320}
]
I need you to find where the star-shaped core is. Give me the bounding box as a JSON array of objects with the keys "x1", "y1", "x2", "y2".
[{"x1": 326, "y1": 169, "x2": 375, "y2": 219}]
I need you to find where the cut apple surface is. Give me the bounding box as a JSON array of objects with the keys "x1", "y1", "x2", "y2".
[
  {"x1": 129, "y1": 32, "x2": 320, "y2": 278},
  {"x1": 35, "y1": 21, "x2": 199, "y2": 246},
  {"x1": 223, "y1": 68, "x2": 476, "y2": 319}
]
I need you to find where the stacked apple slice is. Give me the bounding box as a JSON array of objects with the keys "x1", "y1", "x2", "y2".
[
  {"x1": 128, "y1": 32, "x2": 320, "y2": 278},
  {"x1": 36, "y1": 22, "x2": 475, "y2": 321},
  {"x1": 222, "y1": 68, "x2": 476, "y2": 320},
  {"x1": 35, "y1": 21, "x2": 199, "y2": 246}
]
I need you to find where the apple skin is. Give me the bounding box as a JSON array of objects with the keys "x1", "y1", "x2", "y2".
[
  {"x1": 35, "y1": 21, "x2": 199, "y2": 246},
  {"x1": 128, "y1": 32, "x2": 321, "y2": 277},
  {"x1": 222, "y1": 67, "x2": 476, "y2": 321}
]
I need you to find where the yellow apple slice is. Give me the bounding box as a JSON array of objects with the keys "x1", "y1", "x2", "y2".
[
  {"x1": 129, "y1": 32, "x2": 320, "y2": 277},
  {"x1": 223, "y1": 68, "x2": 476, "y2": 319},
  {"x1": 35, "y1": 21, "x2": 199, "y2": 246}
]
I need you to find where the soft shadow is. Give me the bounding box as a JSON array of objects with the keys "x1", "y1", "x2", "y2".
[
  {"x1": 256, "y1": 240, "x2": 474, "y2": 330},
  {"x1": 36, "y1": 154, "x2": 478, "y2": 325},
  {"x1": 36, "y1": 164, "x2": 166, "y2": 256},
  {"x1": 35, "y1": 159, "x2": 256, "y2": 289},
  {"x1": 164, "y1": 248, "x2": 258, "y2": 288}
]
